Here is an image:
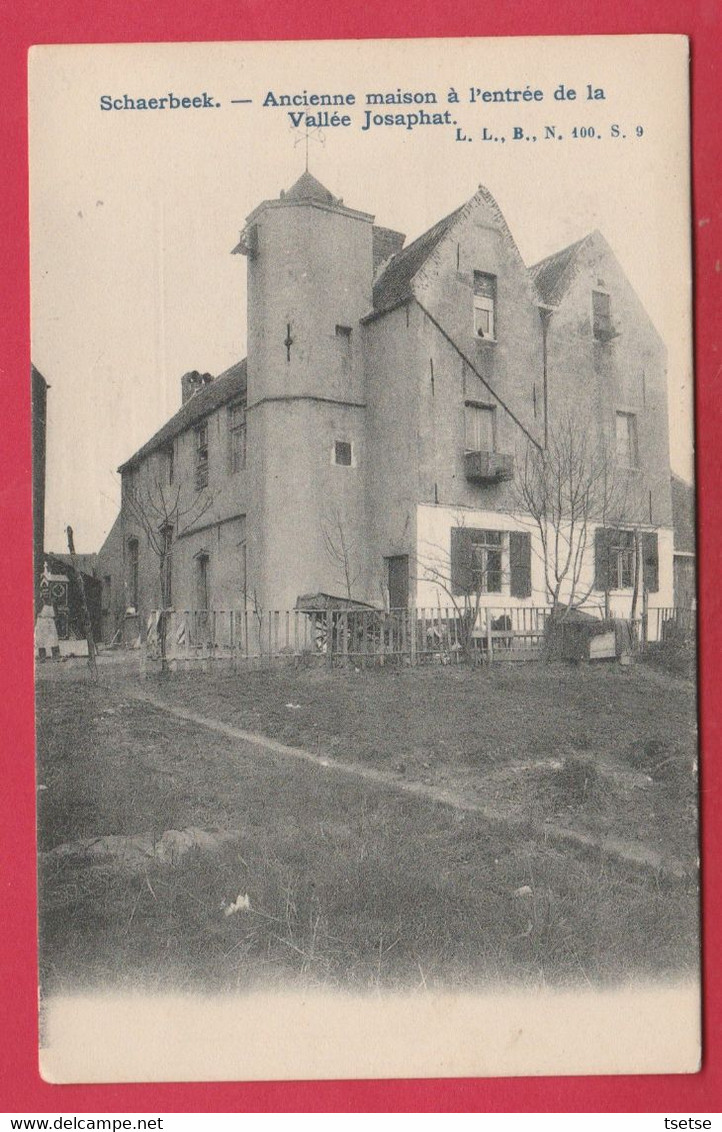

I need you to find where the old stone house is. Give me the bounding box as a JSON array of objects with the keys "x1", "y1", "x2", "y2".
[{"x1": 96, "y1": 171, "x2": 675, "y2": 643}]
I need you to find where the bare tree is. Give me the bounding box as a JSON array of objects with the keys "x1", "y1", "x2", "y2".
[
  {"x1": 515, "y1": 413, "x2": 622, "y2": 619},
  {"x1": 321, "y1": 506, "x2": 362, "y2": 602},
  {"x1": 415, "y1": 517, "x2": 509, "y2": 665},
  {"x1": 124, "y1": 474, "x2": 213, "y2": 671}
]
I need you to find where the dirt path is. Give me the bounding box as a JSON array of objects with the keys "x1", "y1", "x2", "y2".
[{"x1": 128, "y1": 686, "x2": 690, "y2": 880}]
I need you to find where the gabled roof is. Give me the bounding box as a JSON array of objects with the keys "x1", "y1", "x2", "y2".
[
  {"x1": 119, "y1": 359, "x2": 247, "y2": 472},
  {"x1": 529, "y1": 234, "x2": 594, "y2": 306},
  {"x1": 371, "y1": 205, "x2": 465, "y2": 317}
]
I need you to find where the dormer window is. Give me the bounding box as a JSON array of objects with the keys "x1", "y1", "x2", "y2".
[{"x1": 473, "y1": 271, "x2": 496, "y2": 339}]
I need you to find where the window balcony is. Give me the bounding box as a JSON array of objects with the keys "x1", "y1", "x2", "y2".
[
  {"x1": 593, "y1": 316, "x2": 621, "y2": 343},
  {"x1": 464, "y1": 450, "x2": 514, "y2": 485}
]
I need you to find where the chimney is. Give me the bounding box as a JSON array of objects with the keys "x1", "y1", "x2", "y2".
[{"x1": 181, "y1": 370, "x2": 213, "y2": 405}]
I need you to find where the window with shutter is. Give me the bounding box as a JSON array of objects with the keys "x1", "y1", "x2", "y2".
[
  {"x1": 642, "y1": 531, "x2": 659, "y2": 593},
  {"x1": 451, "y1": 527, "x2": 505, "y2": 595},
  {"x1": 612, "y1": 530, "x2": 635, "y2": 589},
  {"x1": 594, "y1": 527, "x2": 612, "y2": 591},
  {"x1": 595, "y1": 527, "x2": 641, "y2": 591},
  {"x1": 509, "y1": 531, "x2": 532, "y2": 598},
  {"x1": 450, "y1": 527, "x2": 473, "y2": 595},
  {"x1": 470, "y1": 530, "x2": 503, "y2": 593}
]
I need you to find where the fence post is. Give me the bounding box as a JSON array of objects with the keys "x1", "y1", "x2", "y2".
[
  {"x1": 486, "y1": 611, "x2": 493, "y2": 665},
  {"x1": 409, "y1": 606, "x2": 417, "y2": 666},
  {"x1": 641, "y1": 589, "x2": 649, "y2": 652},
  {"x1": 326, "y1": 613, "x2": 334, "y2": 670}
]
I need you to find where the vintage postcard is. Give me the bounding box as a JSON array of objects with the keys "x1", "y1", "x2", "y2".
[{"x1": 29, "y1": 35, "x2": 699, "y2": 1082}]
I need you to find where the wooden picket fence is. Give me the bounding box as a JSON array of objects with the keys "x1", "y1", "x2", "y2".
[
  {"x1": 144, "y1": 605, "x2": 552, "y2": 669},
  {"x1": 143, "y1": 604, "x2": 695, "y2": 671}
]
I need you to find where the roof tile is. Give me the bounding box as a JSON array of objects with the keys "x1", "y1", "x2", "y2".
[{"x1": 119, "y1": 359, "x2": 246, "y2": 471}]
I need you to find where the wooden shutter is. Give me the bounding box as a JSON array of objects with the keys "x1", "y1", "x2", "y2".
[
  {"x1": 509, "y1": 531, "x2": 532, "y2": 598},
  {"x1": 642, "y1": 531, "x2": 659, "y2": 593},
  {"x1": 594, "y1": 527, "x2": 612, "y2": 591},
  {"x1": 450, "y1": 528, "x2": 473, "y2": 595}
]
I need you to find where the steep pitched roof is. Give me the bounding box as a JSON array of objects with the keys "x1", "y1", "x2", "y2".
[
  {"x1": 371, "y1": 205, "x2": 465, "y2": 316},
  {"x1": 283, "y1": 171, "x2": 338, "y2": 205},
  {"x1": 529, "y1": 234, "x2": 594, "y2": 306},
  {"x1": 119, "y1": 359, "x2": 247, "y2": 472}
]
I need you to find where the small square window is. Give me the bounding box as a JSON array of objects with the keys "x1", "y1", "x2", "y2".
[
  {"x1": 335, "y1": 324, "x2": 352, "y2": 340},
  {"x1": 334, "y1": 440, "x2": 353, "y2": 466}
]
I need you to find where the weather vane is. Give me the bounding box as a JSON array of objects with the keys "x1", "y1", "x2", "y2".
[{"x1": 292, "y1": 123, "x2": 326, "y2": 172}]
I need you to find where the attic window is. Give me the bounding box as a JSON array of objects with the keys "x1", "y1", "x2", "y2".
[
  {"x1": 473, "y1": 272, "x2": 496, "y2": 339},
  {"x1": 335, "y1": 324, "x2": 352, "y2": 340}
]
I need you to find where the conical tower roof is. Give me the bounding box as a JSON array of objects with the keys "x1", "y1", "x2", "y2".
[{"x1": 283, "y1": 171, "x2": 339, "y2": 205}]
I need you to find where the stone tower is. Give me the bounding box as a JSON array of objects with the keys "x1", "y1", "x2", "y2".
[{"x1": 234, "y1": 172, "x2": 376, "y2": 610}]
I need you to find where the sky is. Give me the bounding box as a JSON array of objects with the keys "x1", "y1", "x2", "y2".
[{"x1": 29, "y1": 36, "x2": 694, "y2": 552}]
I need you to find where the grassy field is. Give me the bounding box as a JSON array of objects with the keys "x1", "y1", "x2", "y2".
[
  {"x1": 36, "y1": 662, "x2": 699, "y2": 995},
  {"x1": 144, "y1": 661, "x2": 699, "y2": 867}
]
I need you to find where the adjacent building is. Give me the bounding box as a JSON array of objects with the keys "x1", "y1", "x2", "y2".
[{"x1": 97, "y1": 171, "x2": 678, "y2": 641}]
